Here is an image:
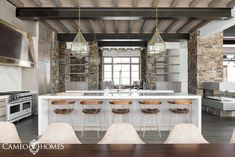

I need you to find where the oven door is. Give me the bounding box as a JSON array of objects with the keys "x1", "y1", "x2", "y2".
[
  {"x1": 7, "y1": 103, "x2": 21, "y2": 121},
  {"x1": 21, "y1": 100, "x2": 32, "y2": 116}
]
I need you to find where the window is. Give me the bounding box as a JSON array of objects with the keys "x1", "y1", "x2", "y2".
[{"x1": 103, "y1": 57, "x2": 140, "y2": 85}]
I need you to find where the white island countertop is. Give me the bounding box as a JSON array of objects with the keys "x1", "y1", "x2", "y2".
[{"x1": 38, "y1": 90, "x2": 201, "y2": 135}]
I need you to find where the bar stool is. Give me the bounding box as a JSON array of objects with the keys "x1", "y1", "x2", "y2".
[
  {"x1": 110, "y1": 100, "x2": 132, "y2": 123},
  {"x1": 139, "y1": 100, "x2": 161, "y2": 137},
  {"x1": 51, "y1": 99, "x2": 75, "y2": 124},
  {"x1": 168, "y1": 100, "x2": 192, "y2": 129},
  {"x1": 80, "y1": 100, "x2": 103, "y2": 138}
]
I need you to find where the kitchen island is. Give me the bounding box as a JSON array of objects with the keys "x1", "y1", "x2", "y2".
[{"x1": 38, "y1": 90, "x2": 201, "y2": 135}]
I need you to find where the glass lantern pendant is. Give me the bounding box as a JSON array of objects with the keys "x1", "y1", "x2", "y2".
[
  {"x1": 147, "y1": 30, "x2": 166, "y2": 60},
  {"x1": 71, "y1": 28, "x2": 89, "y2": 59},
  {"x1": 71, "y1": 0, "x2": 89, "y2": 59}
]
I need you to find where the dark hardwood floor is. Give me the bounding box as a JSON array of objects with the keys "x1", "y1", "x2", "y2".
[{"x1": 14, "y1": 112, "x2": 235, "y2": 143}]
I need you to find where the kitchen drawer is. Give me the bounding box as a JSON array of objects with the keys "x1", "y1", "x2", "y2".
[
  {"x1": 0, "y1": 99, "x2": 6, "y2": 108},
  {"x1": 0, "y1": 107, "x2": 6, "y2": 117}
]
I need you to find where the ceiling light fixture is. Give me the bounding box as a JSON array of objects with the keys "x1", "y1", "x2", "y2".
[
  {"x1": 147, "y1": 0, "x2": 166, "y2": 60},
  {"x1": 70, "y1": 0, "x2": 89, "y2": 59}
]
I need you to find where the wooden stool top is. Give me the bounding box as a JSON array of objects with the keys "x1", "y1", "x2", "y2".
[
  {"x1": 51, "y1": 100, "x2": 75, "y2": 105},
  {"x1": 110, "y1": 100, "x2": 132, "y2": 105},
  {"x1": 139, "y1": 100, "x2": 161, "y2": 105},
  {"x1": 80, "y1": 100, "x2": 103, "y2": 105},
  {"x1": 168, "y1": 100, "x2": 192, "y2": 105}
]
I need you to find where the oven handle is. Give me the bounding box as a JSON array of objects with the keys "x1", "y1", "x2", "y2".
[{"x1": 9, "y1": 99, "x2": 32, "y2": 105}]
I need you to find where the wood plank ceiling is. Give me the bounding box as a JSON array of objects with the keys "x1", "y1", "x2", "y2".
[{"x1": 7, "y1": 0, "x2": 235, "y2": 40}]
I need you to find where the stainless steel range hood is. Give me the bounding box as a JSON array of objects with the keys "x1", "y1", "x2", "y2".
[{"x1": 0, "y1": 22, "x2": 35, "y2": 67}]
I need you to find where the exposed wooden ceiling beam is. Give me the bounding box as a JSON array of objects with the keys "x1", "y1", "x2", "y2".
[
  {"x1": 40, "y1": 21, "x2": 57, "y2": 32},
  {"x1": 7, "y1": 0, "x2": 24, "y2": 7},
  {"x1": 140, "y1": 20, "x2": 148, "y2": 33},
  {"x1": 86, "y1": 20, "x2": 94, "y2": 33},
  {"x1": 98, "y1": 20, "x2": 106, "y2": 33},
  {"x1": 176, "y1": 20, "x2": 193, "y2": 33},
  {"x1": 151, "y1": 20, "x2": 163, "y2": 33},
  {"x1": 69, "y1": 20, "x2": 78, "y2": 31},
  {"x1": 57, "y1": 33, "x2": 190, "y2": 42},
  {"x1": 71, "y1": 0, "x2": 79, "y2": 7},
  {"x1": 114, "y1": 21, "x2": 119, "y2": 33},
  {"x1": 171, "y1": 0, "x2": 180, "y2": 7},
  {"x1": 189, "y1": 0, "x2": 201, "y2": 7},
  {"x1": 128, "y1": 20, "x2": 133, "y2": 33},
  {"x1": 133, "y1": 0, "x2": 138, "y2": 7},
  {"x1": 112, "y1": 0, "x2": 119, "y2": 7},
  {"x1": 31, "y1": 0, "x2": 42, "y2": 7},
  {"x1": 92, "y1": 0, "x2": 99, "y2": 7},
  {"x1": 152, "y1": 0, "x2": 158, "y2": 7},
  {"x1": 208, "y1": 0, "x2": 221, "y2": 7},
  {"x1": 16, "y1": 8, "x2": 232, "y2": 20},
  {"x1": 227, "y1": 0, "x2": 235, "y2": 7},
  {"x1": 164, "y1": 20, "x2": 177, "y2": 33},
  {"x1": 189, "y1": 20, "x2": 210, "y2": 33},
  {"x1": 52, "y1": 0, "x2": 62, "y2": 7},
  {"x1": 54, "y1": 20, "x2": 70, "y2": 33}
]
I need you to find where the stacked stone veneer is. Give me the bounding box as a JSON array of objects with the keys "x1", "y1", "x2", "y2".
[
  {"x1": 188, "y1": 31, "x2": 223, "y2": 95},
  {"x1": 51, "y1": 41, "x2": 100, "y2": 92}
]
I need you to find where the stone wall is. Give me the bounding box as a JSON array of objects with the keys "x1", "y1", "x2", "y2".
[
  {"x1": 51, "y1": 41, "x2": 100, "y2": 92},
  {"x1": 88, "y1": 41, "x2": 100, "y2": 90},
  {"x1": 188, "y1": 31, "x2": 223, "y2": 95},
  {"x1": 51, "y1": 33, "x2": 60, "y2": 93}
]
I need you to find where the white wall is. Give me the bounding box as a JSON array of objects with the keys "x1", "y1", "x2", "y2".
[{"x1": 0, "y1": 66, "x2": 22, "y2": 92}]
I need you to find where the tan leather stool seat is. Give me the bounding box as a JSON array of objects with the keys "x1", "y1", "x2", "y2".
[
  {"x1": 51, "y1": 100, "x2": 75, "y2": 114},
  {"x1": 111, "y1": 100, "x2": 132, "y2": 115},
  {"x1": 168, "y1": 99, "x2": 191, "y2": 114},
  {"x1": 110, "y1": 100, "x2": 132, "y2": 105},
  {"x1": 139, "y1": 100, "x2": 161, "y2": 105},
  {"x1": 80, "y1": 100, "x2": 103, "y2": 105}
]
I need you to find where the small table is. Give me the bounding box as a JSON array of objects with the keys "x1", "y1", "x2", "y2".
[{"x1": 0, "y1": 144, "x2": 234, "y2": 157}]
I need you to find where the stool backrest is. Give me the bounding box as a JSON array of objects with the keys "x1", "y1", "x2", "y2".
[
  {"x1": 98, "y1": 123, "x2": 145, "y2": 144},
  {"x1": 0, "y1": 122, "x2": 21, "y2": 143},
  {"x1": 38, "y1": 123, "x2": 81, "y2": 144}
]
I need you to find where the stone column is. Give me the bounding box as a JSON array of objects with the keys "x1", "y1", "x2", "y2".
[
  {"x1": 188, "y1": 31, "x2": 223, "y2": 95},
  {"x1": 88, "y1": 41, "x2": 100, "y2": 90},
  {"x1": 51, "y1": 32, "x2": 60, "y2": 93}
]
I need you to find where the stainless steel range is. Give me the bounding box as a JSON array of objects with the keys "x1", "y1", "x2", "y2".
[{"x1": 0, "y1": 91, "x2": 32, "y2": 122}]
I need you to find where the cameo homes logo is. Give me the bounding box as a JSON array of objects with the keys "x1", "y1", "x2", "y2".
[{"x1": 2, "y1": 139, "x2": 64, "y2": 155}]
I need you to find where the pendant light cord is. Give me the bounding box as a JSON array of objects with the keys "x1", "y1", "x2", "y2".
[
  {"x1": 78, "y1": 0, "x2": 80, "y2": 31},
  {"x1": 155, "y1": 0, "x2": 158, "y2": 32}
]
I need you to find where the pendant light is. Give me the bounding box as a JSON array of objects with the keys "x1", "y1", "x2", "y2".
[
  {"x1": 71, "y1": 0, "x2": 89, "y2": 59},
  {"x1": 147, "y1": 0, "x2": 166, "y2": 60}
]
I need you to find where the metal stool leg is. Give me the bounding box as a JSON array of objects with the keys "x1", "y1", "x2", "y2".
[
  {"x1": 95, "y1": 114, "x2": 100, "y2": 138},
  {"x1": 156, "y1": 114, "x2": 161, "y2": 138}
]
